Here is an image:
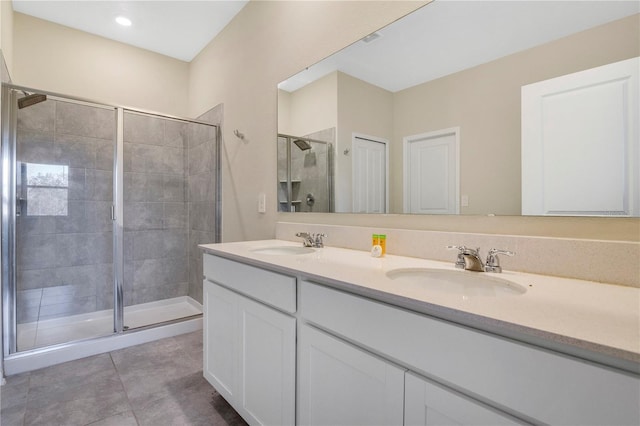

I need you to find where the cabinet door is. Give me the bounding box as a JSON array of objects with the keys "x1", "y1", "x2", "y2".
[
  {"x1": 298, "y1": 324, "x2": 405, "y2": 426},
  {"x1": 404, "y1": 372, "x2": 522, "y2": 426},
  {"x1": 203, "y1": 280, "x2": 238, "y2": 402},
  {"x1": 238, "y1": 296, "x2": 296, "y2": 426}
]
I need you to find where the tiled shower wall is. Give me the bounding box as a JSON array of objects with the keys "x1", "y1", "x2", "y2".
[
  {"x1": 122, "y1": 112, "x2": 189, "y2": 306},
  {"x1": 123, "y1": 110, "x2": 219, "y2": 306},
  {"x1": 16, "y1": 99, "x2": 115, "y2": 323}
]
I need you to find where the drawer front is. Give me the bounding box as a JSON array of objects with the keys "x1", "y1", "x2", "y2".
[
  {"x1": 300, "y1": 280, "x2": 640, "y2": 425},
  {"x1": 204, "y1": 254, "x2": 296, "y2": 313}
]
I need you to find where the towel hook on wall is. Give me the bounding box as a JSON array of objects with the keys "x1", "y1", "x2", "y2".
[{"x1": 233, "y1": 129, "x2": 245, "y2": 140}]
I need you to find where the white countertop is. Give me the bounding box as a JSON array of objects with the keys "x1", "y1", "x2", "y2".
[{"x1": 200, "y1": 240, "x2": 640, "y2": 372}]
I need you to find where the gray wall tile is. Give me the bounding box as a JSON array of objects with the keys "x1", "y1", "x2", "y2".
[
  {"x1": 164, "y1": 120, "x2": 187, "y2": 147},
  {"x1": 124, "y1": 112, "x2": 164, "y2": 145},
  {"x1": 95, "y1": 140, "x2": 115, "y2": 171},
  {"x1": 163, "y1": 229, "x2": 187, "y2": 258},
  {"x1": 162, "y1": 147, "x2": 184, "y2": 174},
  {"x1": 56, "y1": 102, "x2": 115, "y2": 140},
  {"x1": 124, "y1": 202, "x2": 163, "y2": 231},
  {"x1": 16, "y1": 216, "x2": 56, "y2": 236},
  {"x1": 56, "y1": 233, "x2": 112, "y2": 267},
  {"x1": 86, "y1": 170, "x2": 113, "y2": 201},
  {"x1": 163, "y1": 175, "x2": 185, "y2": 202},
  {"x1": 164, "y1": 202, "x2": 187, "y2": 229},
  {"x1": 55, "y1": 133, "x2": 97, "y2": 169},
  {"x1": 17, "y1": 99, "x2": 55, "y2": 133},
  {"x1": 17, "y1": 234, "x2": 57, "y2": 270},
  {"x1": 132, "y1": 230, "x2": 165, "y2": 260}
]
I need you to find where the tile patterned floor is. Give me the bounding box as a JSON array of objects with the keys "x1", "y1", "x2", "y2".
[{"x1": 0, "y1": 331, "x2": 247, "y2": 426}]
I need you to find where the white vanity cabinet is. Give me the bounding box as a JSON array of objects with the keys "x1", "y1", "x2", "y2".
[
  {"x1": 203, "y1": 254, "x2": 296, "y2": 426},
  {"x1": 200, "y1": 248, "x2": 639, "y2": 426},
  {"x1": 300, "y1": 280, "x2": 640, "y2": 426},
  {"x1": 298, "y1": 323, "x2": 405, "y2": 425}
]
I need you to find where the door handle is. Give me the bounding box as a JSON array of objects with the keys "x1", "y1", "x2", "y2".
[{"x1": 16, "y1": 197, "x2": 25, "y2": 217}]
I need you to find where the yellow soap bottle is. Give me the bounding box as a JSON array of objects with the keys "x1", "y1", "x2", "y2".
[{"x1": 378, "y1": 234, "x2": 386, "y2": 256}]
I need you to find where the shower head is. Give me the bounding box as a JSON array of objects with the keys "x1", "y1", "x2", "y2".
[
  {"x1": 294, "y1": 139, "x2": 311, "y2": 151},
  {"x1": 18, "y1": 93, "x2": 47, "y2": 109}
]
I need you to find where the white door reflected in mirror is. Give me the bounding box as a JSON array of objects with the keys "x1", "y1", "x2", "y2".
[{"x1": 522, "y1": 57, "x2": 639, "y2": 217}]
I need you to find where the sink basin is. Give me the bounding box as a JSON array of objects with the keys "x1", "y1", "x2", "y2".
[
  {"x1": 386, "y1": 268, "x2": 526, "y2": 297},
  {"x1": 250, "y1": 246, "x2": 315, "y2": 255}
]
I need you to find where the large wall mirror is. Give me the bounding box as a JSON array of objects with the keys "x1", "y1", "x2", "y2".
[{"x1": 277, "y1": 1, "x2": 639, "y2": 216}]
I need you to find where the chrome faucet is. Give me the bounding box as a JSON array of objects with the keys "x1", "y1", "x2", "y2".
[
  {"x1": 447, "y1": 245, "x2": 484, "y2": 272},
  {"x1": 296, "y1": 232, "x2": 327, "y2": 248},
  {"x1": 447, "y1": 246, "x2": 515, "y2": 273}
]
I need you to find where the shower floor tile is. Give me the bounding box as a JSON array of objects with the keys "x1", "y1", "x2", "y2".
[{"x1": 17, "y1": 296, "x2": 202, "y2": 352}]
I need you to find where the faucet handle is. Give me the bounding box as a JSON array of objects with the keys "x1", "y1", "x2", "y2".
[
  {"x1": 447, "y1": 245, "x2": 480, "y2": 255},
  {"x1": 485, "y1": 248, "x2": 515, "y2": 273},
  {"x1": 446, "y1": 245, "x2": 467, "y2": 269},
  {"x1": 312, "y1": 233, "x2": 327, "y2": 248}
]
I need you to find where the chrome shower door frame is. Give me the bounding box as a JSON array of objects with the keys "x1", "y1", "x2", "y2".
[{"x1": 1, "y1": 85, "x2": 18, "y2": 354}]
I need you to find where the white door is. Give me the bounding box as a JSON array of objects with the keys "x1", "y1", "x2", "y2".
[
  {"x1": 298, "y1": 324, "x2": 405, "y2": 426},
  {"x1": 404, "y1": 372, "x2": 520, "y2": 426},
  {"x1": 404, "y1": 128, "x2": 459, "y2": 214},
  {"x1": 352, "y1": 134, "x2": 388, "y2": 213},
  {"x1": 239, "y1": 295, "x2": 296, "y2": 426},
  {"x1": 521, "y1": 57, "x2": 639, "y2": 216}
]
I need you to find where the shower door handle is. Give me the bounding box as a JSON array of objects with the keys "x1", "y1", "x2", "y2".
[{"x1": 16, "y1": 197, "x2": 25, "y2": 217}]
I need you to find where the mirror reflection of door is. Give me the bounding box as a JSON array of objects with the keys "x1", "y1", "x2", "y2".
[
  {"x1": 403, "y1": 128, "x2": 460, "y2": 215},
  {"x1": 352, "y1": 134, "x2": 388, "y2": 213},
  {"x1": 522, "y1": 57, "x2": 639, "y2": 217}
]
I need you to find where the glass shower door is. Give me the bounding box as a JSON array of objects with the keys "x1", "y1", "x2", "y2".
[
  {"x1": 120, "y1": 110, "x2": 216, "y2": 330},
  {"x1": 10, "y1": 90, "x2": 117, "y2": 351}
]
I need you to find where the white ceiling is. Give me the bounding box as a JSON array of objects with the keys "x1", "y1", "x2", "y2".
[
  {"x1": 279, "y1": 0, "x2": 640, "y2": 93},
  {"x1": 10, "y1": 1, "x2": 639, "y2": 80},
  {"x1": 11, "y1": 0, "x2": 249, "y2": 62}
]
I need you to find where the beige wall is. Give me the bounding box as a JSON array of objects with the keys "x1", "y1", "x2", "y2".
[
  {"x1": 12, "y1": 13, "x2": 189, "y2": 116},
  {"x1": 392, "y1": 14, "x2": 640, "y2": 216},
  {"x1": 336, "y1": 71, "x2": 393, "y2": 212},
  {"x1": 288, "y1": 71, "x2": 337, "y2": 137},
  {"x1": 189, "y1": 0, "x2": 426, "y2": 242},
  {"x1": 277, "y1": 89, "x2": 291, "y2": 135},
  {"x1": 0, "y1": 0, "x2": 13, "y2": 79}
]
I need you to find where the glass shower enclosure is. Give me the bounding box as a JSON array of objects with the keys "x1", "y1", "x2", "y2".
[
  {"x1": 1, "y1": 84, "x2": 220, "y2": 355},
  {"x1": 277, "y1": 134, "x2": 333, "y2": 213}
]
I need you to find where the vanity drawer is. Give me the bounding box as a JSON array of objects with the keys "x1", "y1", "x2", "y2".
[
  {"x1": 204, "y1": 254, "x2": 296, "y2": 313},
  {"x1": 300, "y1": 280, "x2": 640, "y2": 425}
]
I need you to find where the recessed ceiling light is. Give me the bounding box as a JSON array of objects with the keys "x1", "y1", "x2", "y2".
[{"x1": 115, "y1": 16, "x2": 132, "y2": 27}]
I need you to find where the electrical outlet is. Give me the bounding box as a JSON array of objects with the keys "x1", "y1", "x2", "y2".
[
  {"x1": 461, "y1": 195, "x2": 469, "y2": 207},
  {"x1": 258, "y1": 193, "x2": 266, "y2": 213}
]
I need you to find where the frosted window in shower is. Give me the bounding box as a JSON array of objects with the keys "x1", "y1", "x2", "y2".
[{"x1": 23, "y1": 163, "x2": 69, "y2": 216}]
